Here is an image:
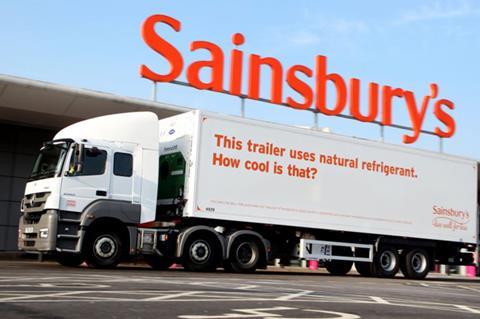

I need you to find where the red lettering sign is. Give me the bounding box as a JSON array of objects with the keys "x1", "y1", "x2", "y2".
[{"x1": 140, "y1": 14, "x2": 456, "y2": 144}]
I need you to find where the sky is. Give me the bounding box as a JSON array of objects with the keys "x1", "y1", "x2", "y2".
[{"x1": 1, "y1": 1, "x2": 479, "y2": 159}]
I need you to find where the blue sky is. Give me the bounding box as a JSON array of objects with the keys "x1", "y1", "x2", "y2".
[{"x1": 1, "y1": 1, "x2": 479, "y2": 159}]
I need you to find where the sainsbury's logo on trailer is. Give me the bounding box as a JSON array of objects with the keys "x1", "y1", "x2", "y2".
[
  {"x1": 432, "y1": 205, "x2": 470, "y2": 232},
  {"x1": 139, "y1": 14, "x2": 456, "y2": 144}
]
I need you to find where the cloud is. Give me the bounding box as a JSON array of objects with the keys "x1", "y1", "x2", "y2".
[
  {"x1": 280, "y1": 16, "x2": 369, "y2": 48},
  {"x1": 398, "y1": 0, "x2": 477, "y2": 23},
  {"x1": 289, "y1": 31, "x2": 322, "y2": 46}
]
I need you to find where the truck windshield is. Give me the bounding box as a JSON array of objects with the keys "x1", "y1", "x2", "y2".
[{"x1": 29, "y1": 141, "x2": 70, "y2": 181}]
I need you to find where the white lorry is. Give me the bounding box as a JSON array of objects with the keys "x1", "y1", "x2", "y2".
[{"x1": 18, "y1": 111, "x2": 478, "y2": 279}]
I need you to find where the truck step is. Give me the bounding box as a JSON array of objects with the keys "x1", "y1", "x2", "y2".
[
  {"x1": 58, "y1": 218, "x2": 80, "y2": 223},
  {"x1": 57, "y1": 234, "x2": 80, "y2": 239},
  {"x1": 55, "y1": 248, "x2": 79, "y2": 253}
]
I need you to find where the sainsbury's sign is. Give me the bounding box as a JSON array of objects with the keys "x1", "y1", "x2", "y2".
[{"x1": 140, "y1": 14, "x2": 455, "y2": 144}]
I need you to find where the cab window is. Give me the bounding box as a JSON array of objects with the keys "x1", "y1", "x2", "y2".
[
  {"x1": 113, "y1": 152, "x2": 133, "y2": 177},
  {"x1": 70, "y1": 148, "x2": 107, "y2": 176}
]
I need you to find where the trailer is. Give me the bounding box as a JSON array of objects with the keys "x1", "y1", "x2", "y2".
[{"x1": 18, "y1": 110, "x2": 478, "y2": 279}]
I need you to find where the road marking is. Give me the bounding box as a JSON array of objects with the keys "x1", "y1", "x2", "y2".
[
  {"x1": 369, "y1": 296, "x2": 390, "y2": 304},
  {"x1": 305, "y1": 309, "x2": 361, "y2": 319},
  {"x1": 179, "y1": 306, "x2": 296, "y2": 318},
  {"x1": 236, "y1": 285, "x2": 258, "y2": 290},
  {"x1": 458, "y1": 285, "x2": 480, "y2": 293},
  {"x1": 143, "y1": 291, "x2": 201, "y2": 301},
  {"x1": 276, "y1": 290, "x2": 312, "y2": 300},
  {"x1": 455, "y1": 305, "x2": 480, "y2": 314},
  {"x1": 0, "y1": 290, "x2": 91, "y2": 302},
  {"x1": 178, "y1": 307, "x2": 361, "y2": 319},
  {"x1": 420, "y1": 283, "x2": 429, "y2": 287}
]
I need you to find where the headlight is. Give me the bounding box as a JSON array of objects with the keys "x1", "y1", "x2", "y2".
[{"x1": 20, "y1": 198, "x2": 25, "y2": 213}]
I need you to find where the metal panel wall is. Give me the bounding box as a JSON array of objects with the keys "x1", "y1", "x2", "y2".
[{"x1": 0, "y1": 123, "x2": 54, "y2": 251}]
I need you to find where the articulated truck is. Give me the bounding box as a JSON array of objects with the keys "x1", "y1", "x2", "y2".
[{"x1": 18, "y1": 111, "x2": 478, "y2": 279}]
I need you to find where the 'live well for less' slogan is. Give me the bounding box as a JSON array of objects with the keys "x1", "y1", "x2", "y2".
[{"x1": 211, "y1": 134, "x2": 418, "y2": 180}]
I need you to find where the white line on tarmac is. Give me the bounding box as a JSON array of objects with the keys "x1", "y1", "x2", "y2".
[
  {"x1": 304, "y1": 309, "x2": 361, "y2": 319},
  {"x1": 457, "y1": 285, "x2": 480, "y2": 293},
  {"x1": 236, "y1": 285, "x2": 258, "y2": 290},
  {"x1": 369, "y1": 296, "x2": 390, "y2": 304},
  {"x1": 276, "y1": 290, "x2": 312, "y2": 301},
  {"x1": 455, "y1": 305, "x2": 480, "y2": 314},
  {"x1": 143, "y1": 291, "x2": 202, "y2": 301},
  {"x1": 0, "y1": 290, "x2": 92, "y2": 302}
]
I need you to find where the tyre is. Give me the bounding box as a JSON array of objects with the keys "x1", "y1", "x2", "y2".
[
  {"x1": 325, "y1": 247, "x2": 353, "y2": 276},
  {"x1": 326, "y1": 260, "x2": 353, "y2": 275},
  {"x1": 181, "y1": 234, "x2": 220, "y2": 272},
  {"x1": 225, "y1": 238, "x2": 261, "y2": 273},
  {"x1": 85, "y1": 231, "x2": 123, "y2": 269},
  {"x1": 374, "y1": 246, "x2": 400, "y2": 278},
  {"x1": 145, "y1": 255, "x2": 174, "y2": 270},
  {"x1": 355, "y1": 262, "x2": 374, "y2": 277},
  {"x1": 401, "y1": 248, "x2": 430, "y2": 280},
  {"x1": 55, "y1": 253, "x2": 84, "y2": 267}
]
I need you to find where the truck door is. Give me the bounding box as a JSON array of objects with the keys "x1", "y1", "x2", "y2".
[
  {"x1": 110, "y1": 152, "x2": 134, "y2": 202},
  {"x1": 60, "y1": 145, "x2": 110, "y2": 212}
]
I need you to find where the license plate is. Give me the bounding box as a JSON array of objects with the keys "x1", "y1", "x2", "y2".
[{"x1": 24, "y1": 227, "x2": 34, "y2": 234}]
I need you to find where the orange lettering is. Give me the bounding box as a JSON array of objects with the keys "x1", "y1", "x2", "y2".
[
  {"x1": 140, "y1": 14, "x2": 183, "y2": 82},
  {"x1": 434, "y1": 99, "x2": 456, "y2": 138},
  {"x1": 315, "y1": 55, "x2": 347, "y2": 115},
  {"x1": 381, "y1": 86, "x2": 405, "y2": 126},
  {"x1": 248, "y1": 55, "x2": 283, "y2": 104},
  {"x1": 186, "y1": 41, "x2": 224, "y2": 91},
  {"x1": 229, "y1": 33, "x2": 244, "y2": 95},
  {"x1": 402, "y1": 91, "x2": 429, "y2": 144},
  {"x1": 286, "y1": 65, "x2": 313, "y2": 109},
  {"x1": 349, "y1": 79, "x2": 378, "y2": 122}
]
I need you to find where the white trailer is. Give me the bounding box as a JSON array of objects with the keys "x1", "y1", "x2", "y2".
[{"x1": 18, "y1": 111, "x2": 478, "y2": 279}]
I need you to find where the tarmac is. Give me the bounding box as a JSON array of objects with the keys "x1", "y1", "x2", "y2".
[{"x1": 0, "y1": 257, "x2": 479, "y2": 319}]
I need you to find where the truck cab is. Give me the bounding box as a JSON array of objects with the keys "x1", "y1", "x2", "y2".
[{"x1": 18, "y1": 112, "x2": 160, "y2": 267}]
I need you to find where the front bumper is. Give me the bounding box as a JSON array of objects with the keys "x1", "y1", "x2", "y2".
[{"x1": 18, "y1": 210, "x2": 58, "y2": 252}]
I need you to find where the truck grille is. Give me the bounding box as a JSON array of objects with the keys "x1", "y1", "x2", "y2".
[
  {"x1": 23, "y1": 213, "x2": 42, "y2": 224},
  {"x1": 22, "y1": 192, "x2": 51, "y2": 214}
]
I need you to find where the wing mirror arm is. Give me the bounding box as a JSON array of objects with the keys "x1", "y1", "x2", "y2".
[{"x1": 66, "y1": 143, "x2": 84, "y2": 176}]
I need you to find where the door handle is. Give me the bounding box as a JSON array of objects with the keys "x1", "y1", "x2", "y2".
[{"x1": 96, "y1": 190, "x2": 107, "y2": 197}]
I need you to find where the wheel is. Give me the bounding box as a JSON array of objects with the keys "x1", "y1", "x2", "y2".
[
  {"x1": 326, "y1": 260, "x2": 353, "y2": 275},
  {"x1": 373, "y1": 246, "x2": 400, "y2": 278},
  {"x1": 55, "y1": 253, "x2": 83, "y2": 267},
  {"x1": 355, "y1": 262, "x2": 374, "y2": 277},
  {"x1": 85, "y1": 231, "x2": 123, "y2": 268},
  {"x1": 181, "y1": 234, "x2": 220, "y2": 272},
  {"x1": 401, "y1": 248, "x2": 430, "y2": 280},
  {"x1": 225, "y1": 238, "x2": 261, "y2": 273},
  {"x1": 145, "y1": 255, "x2": 174, "y2": 270},
  {"x1": 325, "y1": 247, "x2": 353, "y2": 276}
]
